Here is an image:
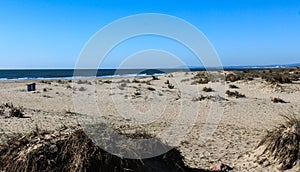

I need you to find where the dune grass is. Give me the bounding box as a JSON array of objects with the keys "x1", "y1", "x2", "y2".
[
  {"x1": 0, "y1": 125, "x2": 203, "y2": 172},
  {"x1": 257, "y1": 114, "x2": 300, "y2": 170}
]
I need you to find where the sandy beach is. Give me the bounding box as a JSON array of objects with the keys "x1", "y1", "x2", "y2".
[{"x1": 1, "y1": 69, "x2": 300, "y2": 171}]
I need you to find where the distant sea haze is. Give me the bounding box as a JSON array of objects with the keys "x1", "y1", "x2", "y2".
[{"x1": 0, "y1": 63, "x2": 299, "y2": 80}]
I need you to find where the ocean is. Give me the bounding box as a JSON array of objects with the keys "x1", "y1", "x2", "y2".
[
  {"x1": 0, "y1": 64, "x2": 297, "y2": 81},
  {"x1": 0, "y1": 69, "x2": 191, "y2": 81}
]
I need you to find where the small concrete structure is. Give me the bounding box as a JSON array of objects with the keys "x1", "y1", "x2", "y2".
[{"x1": 27, "y1": 83, "x2": 36, "y2": 91}]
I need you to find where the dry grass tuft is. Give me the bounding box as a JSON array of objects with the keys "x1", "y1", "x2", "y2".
[
  {"x1": 191, "y1": 72, "x2": 209, "y2": 84},
  {"x1": 229, "y1": 84, "x2": 239, "y2": 89},
  {"x1": 225, "y1": 73, "x2": 241, "y2": 82},
  {"x1": 9, "y1": 106, "x2": 25, "y2": 118},
  {"x1": 133, "y1": 90, "x2": 141, "y2": 96},
  {"x1": 192, "y1": 95, "x2": 228, "y2": 102},
  {"x1": 168, "y1": 83, "x2": 175, "y2": 89},
  {"x1": 152, "y1": 75, "x2": 159, "y2": 80},
  {"x1": 256, "y1": 114, "x2": 300, "y2": 170},
  {"x1": 77, "y1": 79, "x2": 88, "y2": 84},
  {"x1": 262, "y1": 73, "x2": 292, "y2": 84},
  {"x1": 271, "y1": 97, "x2": 287, "y2": 103},
  {"x1": 225, "y1": 90, "x2": 245, "y2": 98},
  {"x1": 132, "y1": 79, "x2": 140, "y2": 83},
  {"x1": 103, "y1": 80, "x2": 112, "y2": 84},
  {"x1": 0, "y1": 126, "x2": 206, "y2": 172},
  {"x1": 78, "y1": 86, "x2": 87, "y2": 91},
  {"x1": 192, "y1": 95, "x2": 210, "y2": 101},
  {"x1": 0, "y1": 105, "x2": 4, "y2": 116},
  {"x1": 77, "y1": 80, "x2": 92, "y2": 85},
  {"x1": 202, "y1": 87, "x2": 213, "y2": 92},
  {"x1": 0, "y1": 103, "x2": 25, "y2": 118},
  {"x1": 147, "y1": 87, "x2": 156, "y2": 91}
]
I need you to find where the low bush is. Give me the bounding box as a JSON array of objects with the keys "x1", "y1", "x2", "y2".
[
  {"x1": 225, "y1": 73, "x2": 241, "y2": 82},
  {"x1": 229, "y1": 84, "x2": 239, "y2": 89},
  {"x1": 9, "y1": 106, "x2": 24, "y2": 118},
  {"x1": 271, "y1": 97, "x2": 287, "y2": 103},
  {"x1": 79, "y1": 87, "x2": 86, "y2": 91},
  {"x1": 225, "y1": 90, "x2": 245, "y2": 98},
  {"x1": 202, "y1": 87, "x2": 213, "y2": 92}
]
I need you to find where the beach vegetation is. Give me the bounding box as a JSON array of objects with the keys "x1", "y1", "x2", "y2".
[
  {"x1": 180, "y1": 78, "x2": 190, "y2": 82},
  {"x1": 192, "y1": 95, "x2": 210, "y2": 101},
  {"x1": 103, "y1": 80, "x2": 112, "y2": 84},
  {"x1": 225, "y1": 73, "x2": 241, "y2": 82},
  {"x1": 0, "y1": 126, "x2": 194, "y2": 172},
  {"x1": 9, "y1": 106, "x2": 24, "y2": 118},
  {"x1": 0, "y1": 107, "x2": 4, "y2": 116},
  {"x1": 40, "y1": 80, "x2": 52, "y2": 84},
  {"x1": 229, "y1": 84, "x2": 239, "y2": 89},
  {"x1": 66, "y1": 84, "x2": 72, "y2": 89},
  {"x1": 271, "y1": 97, "x2": 287, "y2": 103},
  {"x1": 225, "y1": 90, "x2": 245, "y2": 98},
  {"x1": 168, "y1": 83, "x2": 174, "y2": 89},
  {"x1": 202, "y1": 87, "x2": 213, "y2": 92},
  {"x1": 147, "y1": 87, "x2": 156, "y2": 91},
  {"x1": 256, "y1": 114, "x2": 300, "y2": 170},
  {"x1": 262, "y1": 73, "x2": 292, "y2": 84},
  {"x1": 120, "y1": 83, "x2": 127, "y2": 87},
  {"x1": 141, "y1": 80, "x2": 152, "y2": 85},
  {"x1": 79, "y1": 87, "x2": 86, "y2": 91},
  {"x1": 134, "y1": 90, "x2": 141, "y2": 96},
  {"x1": 151, "y1": 75, "x2": 159, "y2": 80},
  {"x1": 42, "y1": 95, "x2": 52, "y2": 98},
  {"x1": 192, "y1": 72, "x2": 209, "y2": 84},
  {"x1": 77, "y1": 80, "x2": 88, "y2": 84},
  {"x1": 132, "y1": 79, "x2": 140, "y2": 83}
]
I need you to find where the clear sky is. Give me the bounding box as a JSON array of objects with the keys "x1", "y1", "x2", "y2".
[{"x1": 0, "y1": 0, "x2": 299, "y2": 69}]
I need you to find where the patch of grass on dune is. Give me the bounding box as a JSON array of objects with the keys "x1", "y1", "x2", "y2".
[
  {"x1": 256, "y1": 114, "x2": 300, "y2": 170},
  {"x1": 0, "y1": 125, "x2": 212, "y2": 172}
]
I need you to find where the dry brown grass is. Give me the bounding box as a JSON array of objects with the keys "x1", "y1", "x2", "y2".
[
  {"x1": 77, "y1": 79, "x2": 90, "y2": 84},
  {"x1": 229, "y1": 84, "x2": 239, "y2": 89},
  {"x1": 0, "y1": 105, "x2": 4, "y2": 116},
  {"x1": 225, "y1": 69, "x2": 300, "y2": 84},
  {"x1": 262, "y1": 73, "x2": 292, "y2": 84},
  {"x1": 0, "y1": 103, "x2": 25, "y2": 118},
  {"x1": 256, "y1": 114, "x2": 300, "y2": 170},
  {"x1": 225, "y1": 90, "x2": 245, "y2": 98},
  {"x1": 152, "y1": 75, "x2": 159, "y2": 80},
  {"x1": 78, "y1": 86, "x2": 86, "y2": 91},
  {"x1": 191, "y1": 72, "x2": 209, "y2": 84},
  {"x1": 9, "y1": 106, "x2": 24, "y2": 118},
  {"x1": 168, "y1": 83, "x2": 175, "y2": 89},
  {"x1": 147, "y1": 87, "x2": 156, "y2": 91},
  {"x1": 225, "y1": 73, "x2": 241, "y2": 82},
  {"x1": 192, "y1": 95, "x2": 210, "y2": 101},
  {"x1": 271, "y1": 97, "x2": 287, "y2": 103},
  {"x1": 202, "y1": 87, "x2": 213, "y2": 92},
  {"x1": 0, "y1": 126, "x2": 209, "y2": 172}
]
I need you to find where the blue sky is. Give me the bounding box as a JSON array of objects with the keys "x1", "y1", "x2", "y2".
[{"x1": 0, "y1": 0, "x2": 299, "y2": 69}]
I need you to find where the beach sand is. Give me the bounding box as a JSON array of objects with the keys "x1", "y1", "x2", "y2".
[{"x1": 1, "y1": 70, "x2": 300, "y2": 171}]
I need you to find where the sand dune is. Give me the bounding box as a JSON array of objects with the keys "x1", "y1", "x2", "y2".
[{"x1": 0, "y1": 70, "x2": 300, "y2": 171}]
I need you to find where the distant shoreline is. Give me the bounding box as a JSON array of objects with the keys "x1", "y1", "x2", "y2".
[{"x1": 0, "y1": 65, "x2": 299, "y2": 81}]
